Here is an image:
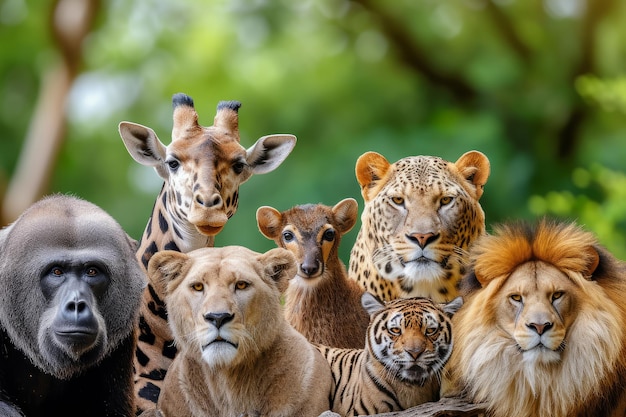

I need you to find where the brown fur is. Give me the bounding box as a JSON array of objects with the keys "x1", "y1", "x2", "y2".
[
  {"x1": 257, "y1": 198, "x2": 370, "y2": 348},
  {"x1": 144, "y1": 246, "x2": 332, "y2": 417},
  {"x1": 443, "y1": 219, "x2": 626, "y2": 417}
]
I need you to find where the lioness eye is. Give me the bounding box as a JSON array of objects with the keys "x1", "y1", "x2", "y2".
[
  {"x1": 510, "y1": 294, "x2": 522, "y2": 302},
  {"x1": 191, "y1": 283, "x2": 204, "y2": 292},
  {"x1": 235, "y1": 281, "x2": 249, "y2": 290},
  {"x1": 391, "y1": 196, "x2": 404, "y2": 206},
  {"x1": 552, "y1": 291, "x2": 564, "y2": 301},
  {"x1": 440, "y1": 196, "x2": 453, "y2": 206}
]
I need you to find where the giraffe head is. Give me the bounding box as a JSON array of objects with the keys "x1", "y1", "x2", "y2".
[{"x1": 118, "y1": 93, "x2": 296, "y2": 238}]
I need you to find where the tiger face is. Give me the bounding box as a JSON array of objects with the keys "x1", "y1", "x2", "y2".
[
  {"x1": 363, "y1": 293, "x2": 463, "y2": 386},
  {"x1": 349, "y1": 151, "x2": 490, "y2": 303}
]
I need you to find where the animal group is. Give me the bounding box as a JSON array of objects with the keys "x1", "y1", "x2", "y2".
[{"x1": 0, "y1": 93, "x2": 625, "y2": 417}]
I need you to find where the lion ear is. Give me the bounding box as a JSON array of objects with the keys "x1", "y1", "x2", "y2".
[
  {"x1": 259, "y1": 248, "x2": 296, "y2": 293},
  {"x1": 355, "y1": 152, "x2": 391, "y2": 202},
  {"x1": 148, "y1": 250, "x2": 190, "y2": 296},
  {"x1": 583, "y1": 246, "x2": 600, "y2": 280}
]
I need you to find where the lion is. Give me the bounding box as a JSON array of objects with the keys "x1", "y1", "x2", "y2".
[
  {"x1": 141, "y1": 245, "x2": 333, "y2": 417},
  {"x1": 442, "y1": 219, "x2": 626, "y2": 417}
]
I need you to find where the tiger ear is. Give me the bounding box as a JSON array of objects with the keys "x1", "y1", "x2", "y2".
[
  {"x1": 355, "y1": 152, "x2": 391, "y2": 202},
  {"x1": 441, "y1": 296, "x2": 464, "y2": 317},
  {"x1": 361, "y1": 292, "x2": 385, "y2": 317}
]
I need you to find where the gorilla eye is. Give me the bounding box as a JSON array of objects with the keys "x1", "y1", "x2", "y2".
[
  {"x1": 510, "y1": 294, "x2": 522, "y2": 302},
  {"x1": 51, "y1": 267, "x2": 63, "y2": 276},
  {"x1": 322, "y1": 229, "x2": 335, "y2": 242},
  {"x1": 191, "y1": 283, "x2": 204, "y2": 292},
  {"x1": 167, "y1": 159, "x2": 180, "y2": 171},
  {"x1": 391, "y1": 196, "x2": 404, "y2": 206},
  {"x1": 282, "y1": 231, "x2": 295, "y2": 242},
  {"x1": 440, "y1": 196, "x2": 453, "y2": 206},
  {"x1": 86, "y1": 267, "x2": 99, "y2": 277},
  {"x1": 425, "y1": 326, "x2": 439, "y2": 336},
  {"x1": 388, "y1": 326, "x2": 401, "y2": 336},
  {"x1": 232, "y1": 161, "x2": 246, "y2": 175},
  {"x1": 552, "y1": 291, "x2": 564, "y2": 301},
  {"x1": 235, "y1": 281, "x2": 249, "y2": 291}
]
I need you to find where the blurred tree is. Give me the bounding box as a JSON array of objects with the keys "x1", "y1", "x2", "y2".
[{"x1": 1, "y1": 0, "x2": 625, "y2": 260}]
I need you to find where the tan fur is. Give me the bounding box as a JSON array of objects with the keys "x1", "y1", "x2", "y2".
[
  {"x1": 442, "y1": 219, "x2": 626, "y2": 417},
  {"x1": 257, "y1": 198, "x2": 369, "y2": 348},
  {"x1": 145, "y1": 246, "x2": 333, "y2": 417},
  {"x1": 349, "y1": 150, "x2": 490, "y2": 302}
]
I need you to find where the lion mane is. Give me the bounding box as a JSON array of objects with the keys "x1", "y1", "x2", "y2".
[{"x1": 443, "y1": 219, "x2": 626, "y2": 417}]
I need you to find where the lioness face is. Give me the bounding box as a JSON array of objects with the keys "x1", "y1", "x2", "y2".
[
  {"x1": 150, "y1": 246, "x2": 295, "y2": 369},
  {"x1": 495, "y1": 260, "x2": 580, "y2": 365}
]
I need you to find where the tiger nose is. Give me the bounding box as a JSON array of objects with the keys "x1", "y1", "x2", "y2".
[{"x1": 405, "y1": 343, "x2": 426, "y2": 361}]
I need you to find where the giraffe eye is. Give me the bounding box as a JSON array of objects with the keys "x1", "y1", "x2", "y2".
[
  {"x1": 167, "y1": 159, "x2": 180, "y2": 171},
  {"x1": 232, "y1": 161, "x2": 246, "y2": 175}
]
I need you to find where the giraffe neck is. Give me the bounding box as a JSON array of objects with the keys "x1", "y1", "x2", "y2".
[{"x1": 136, "y1": 184, "x2": 214, "y2": 271}]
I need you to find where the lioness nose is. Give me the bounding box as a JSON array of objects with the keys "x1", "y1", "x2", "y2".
[
  {"x1": 527, "y1": 321, "x2": 553, "y2": 335},
  {"x1": 204, "y1": 312, "x2": 234, "y2": 328}
]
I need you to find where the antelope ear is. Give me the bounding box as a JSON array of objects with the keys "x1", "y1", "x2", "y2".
[
  {"x1": 171, "y1": 93, "x2": 202, "y2": 141},
  {"x1": 256, "y1": 206, "x2": 284, "y2": 240},
  {"x1": 332, "y1": 198, "x2": 358, "y2": 235},
  {"x1": 355, "y1": 152, "x2": 391, "y2": 202},
  {"x1": 454, "y1": 150, "x2": 490, "y2": 199},
  {"x1": 213, "y1": 100, "x2": 242, "y2": 137}
]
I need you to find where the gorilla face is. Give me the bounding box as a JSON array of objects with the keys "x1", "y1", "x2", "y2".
[{"x1": 0, "y1": 195, "x2": 145, "y2": 380}]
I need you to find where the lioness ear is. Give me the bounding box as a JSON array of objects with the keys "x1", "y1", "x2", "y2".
[
  {"x1": 454, "y1": 150, "x2": 490, "y2": 199},
  {"x1": 355, "y1": 152, "x2": 391, "y2": 202},
  {"x1": 258, "y1": 247, "x2": 296, "y2": 293},
  {"x1": 148, "y1": 250, "x2": 190, "y2": 296},
  {"x1": 256, "y1": 206, "x2": 283, "y2": 240},
  {"x1": 361, "y1": 291, "x2": 385, "y2": 317}
]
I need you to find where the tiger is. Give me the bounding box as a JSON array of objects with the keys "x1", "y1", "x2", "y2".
[{"x1": 316, "y1": 292, "x2": 463, "y2": 417}]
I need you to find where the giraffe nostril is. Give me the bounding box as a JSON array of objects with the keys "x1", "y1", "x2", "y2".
[{"x1": 196, "y1": 193, "x2": 222, "y2": 208}]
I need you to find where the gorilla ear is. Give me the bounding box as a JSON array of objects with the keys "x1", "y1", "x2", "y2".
[
  {"x1": 258, "y1": 248, "x2": 296, "y2": 293},
  {"x1": 148, "y1": 251, "x2": 190, "y2": 295}
]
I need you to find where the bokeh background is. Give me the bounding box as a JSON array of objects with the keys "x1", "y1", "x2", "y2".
[{"x1": 2, "y1": 0, "x2": 626, "y2": 261}]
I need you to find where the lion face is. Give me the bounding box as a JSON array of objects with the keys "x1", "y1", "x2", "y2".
[
  {"x1": 495, "y1": 261, "x2": 579, "y2": 365},
  {"x1": 148, "y1": 246, "x2": 296, "y2": 369}
]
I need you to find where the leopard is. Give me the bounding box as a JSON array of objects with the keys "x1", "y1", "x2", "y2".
[
  {"x1": 317, "y1": 292, "x2": 463, "y2": 416},
  {"x1": 348, "y1": 150, "x2": 490, "y2": 303}
]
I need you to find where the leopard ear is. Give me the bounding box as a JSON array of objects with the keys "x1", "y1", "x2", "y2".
[
  {"x1": 454, "y1": 150, "x2": 490, "y2": 199},
  {"x1": 361, "y1": 291, "x2": 385, "y2": 317},
  {"x1": 355, "y1": 152, "x2": 391, "y2": 202}
]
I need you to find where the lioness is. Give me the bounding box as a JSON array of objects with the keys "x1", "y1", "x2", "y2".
[{"x1": 142, "y1": 246, "x2": 333, "y2": 417}]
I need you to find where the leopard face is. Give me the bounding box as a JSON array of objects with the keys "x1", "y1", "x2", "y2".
[{"x1": 349, "y1": 151, "x2": 490, "y2": 302}]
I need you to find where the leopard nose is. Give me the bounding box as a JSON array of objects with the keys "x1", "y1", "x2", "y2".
[{"x1": 407, "y1": 232, "x2": 439, "y2": 249}]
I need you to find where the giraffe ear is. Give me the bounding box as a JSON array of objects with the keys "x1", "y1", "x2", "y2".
[
  {"x1": 118, "y1": 121, "x2": 169, "y2": 179},
  {"x1": 172, "y1": 93, "x2": 201, "y2": 141},
  {"x1": 246, "y1": 134, "x2": 297, "y2": 175}
]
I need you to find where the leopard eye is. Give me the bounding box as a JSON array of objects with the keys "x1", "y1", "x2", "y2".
[
  {"x1": 191, "y1": 282, "x2": 204, "y2": 292},
  {"x1": 391, "y1": 196, "x2": 404, "y2": 206},
  {"x1": 510, "y1": 294, "x2": 522, "y2": 302},
  {"x1": 552, "y1": 291, "x2": 564, "y2": 301},
  {"x1": 388, "y1": 326, "x2": 401, "y2": 336},
  {"x1": 235, "y1": 281, "x2": 249, "y2": 291},
  {"x1": 440, "y1": 196, "x2": 453, "y2": 206}
]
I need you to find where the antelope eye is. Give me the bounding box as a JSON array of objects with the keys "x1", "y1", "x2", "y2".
[
  {"x1": 191, "y1": 283, "x2": 204, "y2": 292},
  {"x1": 440, "y1": 196, "x2": 453, "y2": 206},
  {"x1": 322, "y1": 229, "x2": 335, "y2": 242},
  {"x1": 282, "y1": 231, "x2": 295, "y2": 242},
  {"x1": 391, "y1": 196, "x2": 404, "y2": 205},
  {"x1": 235, "y1": 281, "x2": 249, "y2": 290}
]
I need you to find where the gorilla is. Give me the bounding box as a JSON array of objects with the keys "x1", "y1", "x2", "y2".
[{"x1": 0, "y1": 194, "x2": 145, "y2": 417}]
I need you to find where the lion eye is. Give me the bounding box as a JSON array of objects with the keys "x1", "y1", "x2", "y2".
[
  {"x1": 440, "y1": 196, "x2": 453, "y2": 206},
  {"x1": 391, "y1": 196, "x2": 404, "y2": 206},
  {"x1": 191, "y1": 283, "x2": 204, "y2": 292},
  {"x1": 552, "y1": 291, "x2": 564, "y2": 301},
  {"x1": 235, "y1": 281, "x2": 249, "y2": 291},
  {"x1": 510, "y1": 294, "x2": 522, "y2": 302},
  {"x1": 388, "y1": 326, "x2": 401, "y2": 336}
]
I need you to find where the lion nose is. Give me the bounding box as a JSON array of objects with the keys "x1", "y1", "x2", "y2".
[
  {"x1": 527, "y1": 321, "x2": 553, "y2": 335},
  {"x1": 204, "y1": 312, "x2": 234, "y2": 328},
  {"x1": 407, "y1": 232, "x2": 439, "y2": 249}
]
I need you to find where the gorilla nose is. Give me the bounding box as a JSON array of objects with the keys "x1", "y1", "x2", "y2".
[{"x1": 61, "y1": 295, "x2": 96, "y2": 328}]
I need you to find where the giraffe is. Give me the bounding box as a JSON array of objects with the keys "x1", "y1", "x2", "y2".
[{"x1": 118, "y1": 93, "x2": 296, "y2": 414}]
